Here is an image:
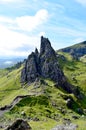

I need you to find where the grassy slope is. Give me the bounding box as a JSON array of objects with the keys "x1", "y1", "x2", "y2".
[
  {"x1": 1, "y1": 79, "x2": 81, "y2": 130},
  {"x1": 0, "y1": 67, "x2": 29, "y2": 107},
  {"x1": 58, "y1": 51, "x2": 86, "y2": 93},
  {"x1": 0, "y1": 53, "x2": 86, "y2": 130}
]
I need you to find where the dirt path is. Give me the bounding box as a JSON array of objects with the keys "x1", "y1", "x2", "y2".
[
  {"x1": 0, "y1": 90, "x2": 43, "y2": 118},
  {"x1": 0, "y1": 95, "x2": 29, "y2": 117}
]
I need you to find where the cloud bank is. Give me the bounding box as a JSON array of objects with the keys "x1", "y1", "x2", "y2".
[
  {"x1": 75, "y1": 0, "x2": 86, "y2": 6},
  {"x1": 0, "y1": 9, "x2": 48, "y2": 57}
]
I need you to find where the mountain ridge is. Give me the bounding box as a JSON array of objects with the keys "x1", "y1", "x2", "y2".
[{"x1": 58, "y1": 41, "x2": 86, "y2": 60}]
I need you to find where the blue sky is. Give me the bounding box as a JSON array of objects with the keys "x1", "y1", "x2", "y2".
[{"x1": 0, "y1": 0, "x2": 86, "y2": 57}]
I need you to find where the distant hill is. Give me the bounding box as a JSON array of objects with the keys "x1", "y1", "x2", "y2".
[
  {"x1": 58, "y1": 41, "x2": 86, "y2": 60},
  {"x1": 0, "y1": 58, "x2": 24, "y2": 69}
]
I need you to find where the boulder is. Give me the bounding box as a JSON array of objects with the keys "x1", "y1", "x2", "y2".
[
  {"x1": 72, "y1": 115, "x2": 79, "y2": 119},
  {"x1": 5, "y1": 119, "x2": 32, "y2": 130}
]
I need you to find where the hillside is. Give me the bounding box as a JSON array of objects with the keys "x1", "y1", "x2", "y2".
[
  {"x1": 0, "y1": 38, "x2": 86, "y2": 130},
  {"x1": 58, "y1": 41, "x2": 86, "y2": 60}
]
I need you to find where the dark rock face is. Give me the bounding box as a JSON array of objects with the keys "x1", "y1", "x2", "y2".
[
  {"x1": 21, "y1": 51, "x2": 39, "y2": 83},
  {"x1": 39, "y1": 36, "x2": 65, "y2": 84},
  {"x1": 21, "y1": 36, "x2": 77, "y2": 94},
  {"x1": 5, "y1": 119, "x2": 32, "y2": 130}
]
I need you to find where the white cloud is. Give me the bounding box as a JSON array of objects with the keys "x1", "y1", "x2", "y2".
[
  {"x1": 39, "y1": 32, "x2": 46, "y2": 37},
  {"x1": 52, "y1": 26, "x2": 86, "y2": 37},
  {"x1": 0, "y1": 9, "x2": 48, "y2": 57},
  {"x1": 0, "y1": 0, "x2": 23, "y2": 3},
  {"x1": 0, "y1": 9, "x2": 48, "y2": 32},
  {"x1": 75, "y1": 0, "x2": 86, "y2": 6},
  {"x1": 0, "y1": 16, "x2": 13, "y2": 23},
  {"x1": 1, "y1": 0, "x2": 15, "y2": 2},
  {"x1": 4, "y1": 61, "x2": 13, "y2": 65},
  {"x1": 32, "y1": 0, "x2": 38, "y2": 2},
  {"x1": 0, "y1": 24, "x2": 41, "y2": 57},
  {"x1": 73, "y1": 37, "x2": 85, "y2": 43},
  {"x1": 16, "y1": 9, "x2": 48, "y2": 31}
]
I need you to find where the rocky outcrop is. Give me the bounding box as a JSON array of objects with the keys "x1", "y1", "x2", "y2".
[
  {"x1": 39, "y1": 37, "x2": 65, "y2": 83},
  {"x1": 52, "y1": 123, "x2": 78, "y2": 130},
  {"x1": 21, "y1": 36, "x2": 78, "y2": 94},
  {"x1": 5, "y1": 119, "x2": 32, "y2": 130},
  {"x1": 21, "y1": 50, "x2": 39, "y2": 83}
]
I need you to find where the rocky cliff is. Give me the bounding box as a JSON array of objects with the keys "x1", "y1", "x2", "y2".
[{"x1": 21, "y1": 36, "x2": 78, "y2": 94}]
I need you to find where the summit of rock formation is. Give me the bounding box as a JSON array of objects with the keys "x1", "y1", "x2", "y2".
[{"x1": 39, "y1": 36, "x2": 65, "y2": 83}]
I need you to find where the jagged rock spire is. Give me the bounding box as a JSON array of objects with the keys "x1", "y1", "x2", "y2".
[
  {"x1": 21, "y1": 36, "x2": 65, "y2": 84},
  {"x1": 21, "y1": 36, "x2": 76, "y2": 94},
  {"x1": 40, "y1": 36, "x2": 55, "y2": 56},
  {"x1": 35, "y1": 48, "x2": 39, "y2": 55},
  {"x1": 40, "y1": 36, "x2": 51, "y2": 54}
]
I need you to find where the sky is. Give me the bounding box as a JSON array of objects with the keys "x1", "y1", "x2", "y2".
[{"x1": 0, "y1": 0, "x2": 86, "y2": 58}]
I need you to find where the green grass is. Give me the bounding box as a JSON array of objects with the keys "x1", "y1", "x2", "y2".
[
  {"x1": 29, "y1": 119, "x2": 57, "y2": 130},
  {"x1": 0, "y1": 52, "x2": 86, "y2": 130},
  {"x1": 0, "y1": 67, "x2": 29, "y2": 107},
  {"x1": 2, "y1": 79, "x2": 85, "y2": 130},
  {"x1": 58, "y1": 52, "x2": 86, "y2": 92},
  {"x1": 74, "y1": 118, "x2": 86, "y2": 130}
]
